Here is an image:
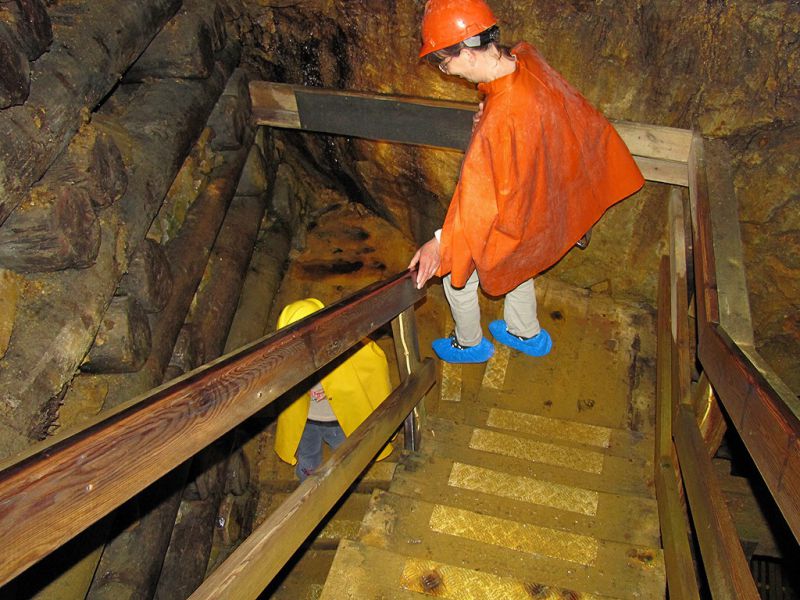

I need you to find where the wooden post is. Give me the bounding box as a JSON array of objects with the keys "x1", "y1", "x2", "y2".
[
  {"x1": 123, "y1": 5, "x2": 216, "y2": 82},
  {"x1": 118, "y1": 238, "x2": 173, "y2": 314},
  {"x1": 390, "y1": 304, "x2": 424, "y2": 451},
  {"x1": 0, "y1": 0, "x2": 52, "y2": 60},
  {"x1": 0, "y1": 21, "x2": 29, "y2": 108},
  {"x1": 655, "y1": 256, "x2": 700, "y2": 600},
  {"x1": 668, "y1": 188, "x2": 692, "y2": 410}
]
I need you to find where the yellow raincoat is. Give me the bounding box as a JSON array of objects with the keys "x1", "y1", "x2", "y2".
[{"x1": 274, "y1": 298, "x2": 394, "y2": 465}]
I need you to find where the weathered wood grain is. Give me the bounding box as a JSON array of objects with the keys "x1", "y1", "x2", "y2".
[
  {"x1": 689, "y1": 135, "x2": 800, "y2": 543},
  {"x1": 0, "y1": 0, "x2": 52, "y2": 60},
  {"x1": 0, "y1": 21, "x2": 29, "y2": 107},
  {"x1": 124, "y1": 7, "x2": 215, "y2": 81},
  {"x1": 673, "y1": 406, "x2": 760, "y2": 599},
  {"x1": 0, "y1": 0, "x2": 182, "y2": 225},
  {"x1": 249, "y1": 81, "x2": 692, "y2": 186},
  {"x1": 0, "y1": 44, "x2": 241, "y2": 459},
  {"x1": 118, "y1": 238, "x2": 173, "y2": 314},
  {"x1": 0, "y1": 270, "x2": 425, "y2": 585}
]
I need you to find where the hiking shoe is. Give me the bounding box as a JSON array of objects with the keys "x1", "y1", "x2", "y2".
[
  {"x1": 432, "y1": 333, "x2": 494, "y2": 364},
  {"x1": 489, "y1": 320, "x2": 552, "y2": 357}
]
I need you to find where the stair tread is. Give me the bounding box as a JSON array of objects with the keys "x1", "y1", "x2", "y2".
[
  {"x1": 321, "y1": 539, "x2": 627, "y2": 600},
  {"x1": 390, "y1": 455, "x2": 660, "y2": 548},
  {"x1": 417, "y1": 416, "x2": 655, "y2": 500},
  {"x1": 353, "y1": 490, "x2": 665, "y2": 600}
]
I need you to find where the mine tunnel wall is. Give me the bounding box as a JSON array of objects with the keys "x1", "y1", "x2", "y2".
[{"x1": 0, "y1": 0, "x2": 798, "y2": 597}]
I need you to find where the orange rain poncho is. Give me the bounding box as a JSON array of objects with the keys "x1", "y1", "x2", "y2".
[{"x1": 437, "y1": 42, "x2": 644, "y2": 296}]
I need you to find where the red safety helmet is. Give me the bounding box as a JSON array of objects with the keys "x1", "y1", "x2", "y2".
[{"x1": 418, "y1": 0, "x2": 498, "y2": 58}]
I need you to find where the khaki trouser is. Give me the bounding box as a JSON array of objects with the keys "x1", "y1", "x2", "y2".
[{"x1": 443, "y1": 271, "x2": 541, "y2": 347}]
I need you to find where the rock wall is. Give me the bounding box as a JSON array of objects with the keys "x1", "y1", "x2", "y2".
[{"x1": 234, "y1": 0, "x2": 799, "y2": 392}]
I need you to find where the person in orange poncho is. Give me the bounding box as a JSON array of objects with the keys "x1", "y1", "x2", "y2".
[
  {"x1": 409, "y1": 0, "x2": 644, "y2": 363},
  {"x1": 274, "y1": 298, "x2": 393, "y2": 481}
]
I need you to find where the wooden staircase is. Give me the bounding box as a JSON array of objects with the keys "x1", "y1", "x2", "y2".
[{"x1": 318, "y1": 283, "x2": 666, "y2": 599}]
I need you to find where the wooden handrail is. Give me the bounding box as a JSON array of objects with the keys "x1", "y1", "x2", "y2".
[
  {"x1": 0, "y1": 270, "x2": 425, "y2": 586},
  {"x1": 190, "y1": 359, "x2": 436, "y2": 600},
  {"x1": 688, "y1": 135, "x2": 800, "y2": 542},
  {"x1": 659, "y1": 184, "x2": 759, "y2": 597}
]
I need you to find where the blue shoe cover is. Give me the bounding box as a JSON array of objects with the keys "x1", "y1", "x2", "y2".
[
  {"x1": 432, "y1": 335, "x2": 494, "y2": 364},
  {"x1": 489, "y1": 320, "x2": 552, "y2": 357}
]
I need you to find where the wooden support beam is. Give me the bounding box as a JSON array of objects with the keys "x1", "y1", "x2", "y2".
[
  {"x1": 189, "y1": 359, "x2": 436, "y2": 600},
  {"x1": 0, "y1": 45, "x2": 241, "y2": 458},
  {"x1": 0, "y1": 0, "x2": 52, "y2": 61},
  {"x1": 123, "y1": 2, "x2": 218, "y2": 82},
  {"x1": 81, "y1": 295, "x2": 152, "y2": 374},
  {"x1": 0, "y1": 270, "x2": 425, "y2": 586},
  {"x1": 673, "y1": 406, "x2": 760, "y2": 599},
  {"x1": 0, "y1": 0, "x2": 182, "y2": 225},
  {"x1": 249, "y1": 81, "x2": 692, "y2": 186}
]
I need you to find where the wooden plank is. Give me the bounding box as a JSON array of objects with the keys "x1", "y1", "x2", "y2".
[
  {"x1": 634, "y1": 156, "x2": 688, "y2": 187},
  {"x1": 654, "y1": 460, "x2": 700, "y2": 599},
  {"x1": 249, "y1": 82, "x2": 691, "y2": 186},
  {"x1": 189, "y1": 359, "x2": 436, "y2": 600},
  {"x1": 0, "y1": 271, "x2": 424, "y2": 586},
  {"x1": 687, "y1": 134, "x2": 720, "y2": 330},
  {"x1": 668, "y1": 189, "x2": 692, "y2": 408},
  {"x1": 673, "y1": 406, "x2": 760, "y2": 599},
  {"x1": 655, "y1": 256, "x2": 673, "y2": 462},
  {"x1": 655, "y1": 255, "x2": 699, "y2": 598},
  {"x1": 611, "y1": 120, "x2": 693, "y2": 163}
]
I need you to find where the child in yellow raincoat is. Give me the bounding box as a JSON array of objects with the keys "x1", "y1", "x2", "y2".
[{"x1": 273, "y1": 298, "x2": 394, "y2": 481}]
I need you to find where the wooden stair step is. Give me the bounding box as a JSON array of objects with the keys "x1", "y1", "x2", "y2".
[
  {"x1": 417, "y1": 417, "x2": 655, "y2": 499},
  {"x1": 390, "y1": 456, "x2": 660, "y2": 548},
  {"x1": 442, "y1": 405, "x2": 655, "y2": 465},
  {"x1": 354, "y1": 490, "x2": 665, "y2": 599},
  {"x1": 320, "y1": 539, "x2": 624, "y2": 600}
]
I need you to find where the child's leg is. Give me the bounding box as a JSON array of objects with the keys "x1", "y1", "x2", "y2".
[
  {"x1": 321, "y1": 423, "x2": 346, "y2": 452},
  {"x1": 295, "y1": 422, "x2": 324, "y2": 481}
]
